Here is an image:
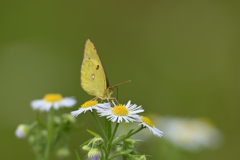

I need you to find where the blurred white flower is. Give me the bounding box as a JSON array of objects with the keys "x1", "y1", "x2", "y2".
[
  {"x1": 160, "y1": 117, "x2": 223, "y2": 151},
  {"x1": 97, "y1": 100, "x2": 144, "y2": 123},
  {"x1": 31, "y1": 94, "x2": 76, "y2": 112},
  {"x1": 71, "y1": 100, "x2": 109, "y2": 117},
  {"x1": 137, "y1": 115, "x2": 163, "y2": 137},
  {"x1": 15, "y1": 124, "x2": 29, "y2": 138}
]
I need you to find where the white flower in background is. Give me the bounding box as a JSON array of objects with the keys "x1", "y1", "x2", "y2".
[
  {"x1": 137, "y1": 115, "x2": 163, "y2": 137},
  {"x1": 97, "y1": 100, "x2": 144, "y2": 123},
  {"x1": 15, "y1": 124, "x2": 29, "y2": 138},
  {"x1": 160, "y1": 117, "x2": 223, "y2": 151},
  {"x1": 31, "y1": 94, "x2": 76, "y2": 112},
  {"x1": 71, "y1": 100, "x2": 110, "y2": 117}
]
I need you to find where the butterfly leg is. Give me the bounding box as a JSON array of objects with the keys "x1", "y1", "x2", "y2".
[
  {"x1": 91, "y1": 96, "x2": 99, "y2": 101},
  {"x1": 110, "y1": 97, "x2": 119, "y2": 104}
]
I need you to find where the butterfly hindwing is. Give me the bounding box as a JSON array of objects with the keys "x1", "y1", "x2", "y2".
[{"x1": 81, "y1": 60, "x2": 107, "y2": 98}]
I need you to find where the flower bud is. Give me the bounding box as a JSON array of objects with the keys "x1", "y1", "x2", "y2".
[
  {"x1": 61, "y1": 114, "x2": 76, "y2": 125},
  {"x1": 56, "y1": 146, "x2": 70, "y2": 158},
  {"x1": 54, "y1": 116, "x2": 61, "y2": 125},
  {"x1": 28, "y1": 135, "x2": 36, "y2": 144},
  {"x1": 116, "y1": 146, "x2": 123, "y2": 152},
  {"x1": 82, "y1": 145, "x2": 91, "y2": 152},
  {"x1": 88, "y1": 148, "x2": 101, "y2": 160},
  {"x1": 139, "y1": 155, "x2": 147, "y2": 160},
  {"x1": 93, "y1": 138, "x2": 104, "y2": 147},
  {"x1": 15, "y1": 124, "x2": 30, "y2": 138},
  {"x1": 124, "y1": 139, "x2": 136, "y2": 148}
]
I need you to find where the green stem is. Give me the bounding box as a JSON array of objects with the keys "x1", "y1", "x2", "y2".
[
  {"x1": 108, "y1": 123, "x2": 119, "y2": 147},
  {"x1": 122, "y1": 140, "x2": 127, "y2": 160},
  {"x1": 112, "y1": 126, "x2": 144, "y2": 146},
  {"x1": 108, "y1": 120, "x2": 112, "y2": 140},
  {"x1": 104, "y1": 118, "x2": 112, "y2": 160},
  {"x1": 105, "y1": 118, "x2": 112, "y2": 141},
  {"x1": 91, "y1": 112, "x2": 107, "y2": 140},
  {"x1": 29, "y1": 121, "x2": 38, "y2": 130},
  {"x1": 44, "y1": 107, "x2": 55, "y2": 160},
  {"x1": 104, "y1": 123, "x2": 120, "y2": 160}
]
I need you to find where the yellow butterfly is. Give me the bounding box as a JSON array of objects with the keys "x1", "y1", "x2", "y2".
[{"x1": 81, "y1": 39, "x2": 130, "y2": 101}]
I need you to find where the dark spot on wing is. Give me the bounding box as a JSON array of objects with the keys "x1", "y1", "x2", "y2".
[
  {"x1": 96, "y1": 65, "x2": 99, "y2": 70},
  {"x1": 88, "y1": 57, "x2": 90, "y2": 60}
]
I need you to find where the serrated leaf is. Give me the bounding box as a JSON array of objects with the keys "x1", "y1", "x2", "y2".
[{"x1": 86, "y1": 129, "x2": 100, "y2": 137}]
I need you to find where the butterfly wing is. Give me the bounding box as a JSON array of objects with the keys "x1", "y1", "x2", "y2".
[
  {"x1": 81, "y1": 39, "x2": 108, "y2": 98},
  {"x1": 81, "y1": 60, "x2": 107, "y2": 98}
]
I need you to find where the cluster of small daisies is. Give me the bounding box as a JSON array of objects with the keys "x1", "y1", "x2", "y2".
[
  {"x1": 15, "y1": 94, "x2": 77, "y2": 139},
  {"x1": 16, "y1": 94, "x2": 163, "y2": 138},
  {"x1": 71, "y1": 100, "x2": 163, "y2": 137}
]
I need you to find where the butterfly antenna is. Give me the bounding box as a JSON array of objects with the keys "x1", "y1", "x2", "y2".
[{"x1": 112, "y1": 80, "x2": 131, "y2": 88}]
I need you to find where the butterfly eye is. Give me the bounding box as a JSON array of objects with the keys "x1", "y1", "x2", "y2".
[{"x1": 107, "y1": 88, "x2": 114, "y2": 94}]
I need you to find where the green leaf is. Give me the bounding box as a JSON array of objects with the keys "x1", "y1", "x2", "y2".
[
  {"x1": 74, "y1": 148, "x2": 81, "y2": 160},
  {"x1": 86, "y1": 129, "x2": 100, "y2": 137},
  {"x1": 121, "y1": 149, "x2": 133, "y2": 154},
  {"x1": 36, "y1": 112, "x2": 46, "y2": 128},
  {"x1": 112, "y1": 134, "x2": 126, "y2": 144},
  {"x1": 108, "y1": 149, "x2": 133, "y2": 160},
  {"x1": 80, "y1": 139, "x2": 93, "y2": 147}
]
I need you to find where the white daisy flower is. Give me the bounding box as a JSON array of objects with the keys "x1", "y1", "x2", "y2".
[
  {"x1": 71, "y1": 100, "x2": 110, "y2": 117},
  {"x1": 15, "y1": 124, "x2": 29, "y2": 139},
  {"x1": 160, "y1": 117, "x2": 223, "y2": 151},
  {"x1": 31, "y1": 94, "x2": 76, "y2": 112},
  {"x1": 137, "y1": 115, "x2": 163, "y2": 137},
  {"x1": 97, "y1": 100, "x2": 144, "y2": 123}
]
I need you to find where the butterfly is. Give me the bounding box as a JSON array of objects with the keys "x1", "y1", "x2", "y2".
[{"x1": 81, "y1": 39, "x2": 130, "y2": 101}]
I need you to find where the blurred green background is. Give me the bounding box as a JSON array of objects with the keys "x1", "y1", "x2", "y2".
[{"x1": 0, "y1": 0, "x2": 239, "y2": 159}]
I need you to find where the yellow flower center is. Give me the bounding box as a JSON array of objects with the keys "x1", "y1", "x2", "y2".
[
  {"x1": 44, "y1": 94, "x2": 63, "y2": 102},
  {"x1": 81, "y1": 100, "x2": 98, "y2": 108},
  {"x1": 140, "y1": 116, "x2": 154, "y2": 127},
  {"x1": 112, "y1": 104, "x2": 129, "y2": 116}
]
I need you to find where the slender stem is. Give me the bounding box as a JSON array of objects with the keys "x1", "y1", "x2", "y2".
[
  {"x1": 91, "y1": 112, "x2": 107, "y2": 140},
  {"x1": 105, "y1": 118, "x2": 112, "y2": 141},
  {"x1": 105, "y1": 118, "x2": 109, "y2": 139},
  {"x1": 112, "y1": 126, "x2": 144, "y2": 146},
  {"x1": 104, "y1": 123, "x2": 120, "y2": 160},
  {"x1": 108, "y1": 123, "x2": 119, "y2": 147},
  {"x1": 122, "y1": 140, "x2": 127, "y2": 160},
  {"x1": 29, "y1": 121, "x2": 38, "y2": 130},
  {"x1": 44, "y1": 107, "x2": 55, "y2": 160},
  {"x1": 123, "y1": 155, "x2": 127, "y2": 160},
  {"x1": 104, "y1": 119, "x2": 114, "y2": 160}
]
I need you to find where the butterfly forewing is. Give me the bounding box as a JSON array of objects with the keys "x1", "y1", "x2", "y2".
[{"x1": 81, "y1": 39, "x2": 108, "y2": 99}]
